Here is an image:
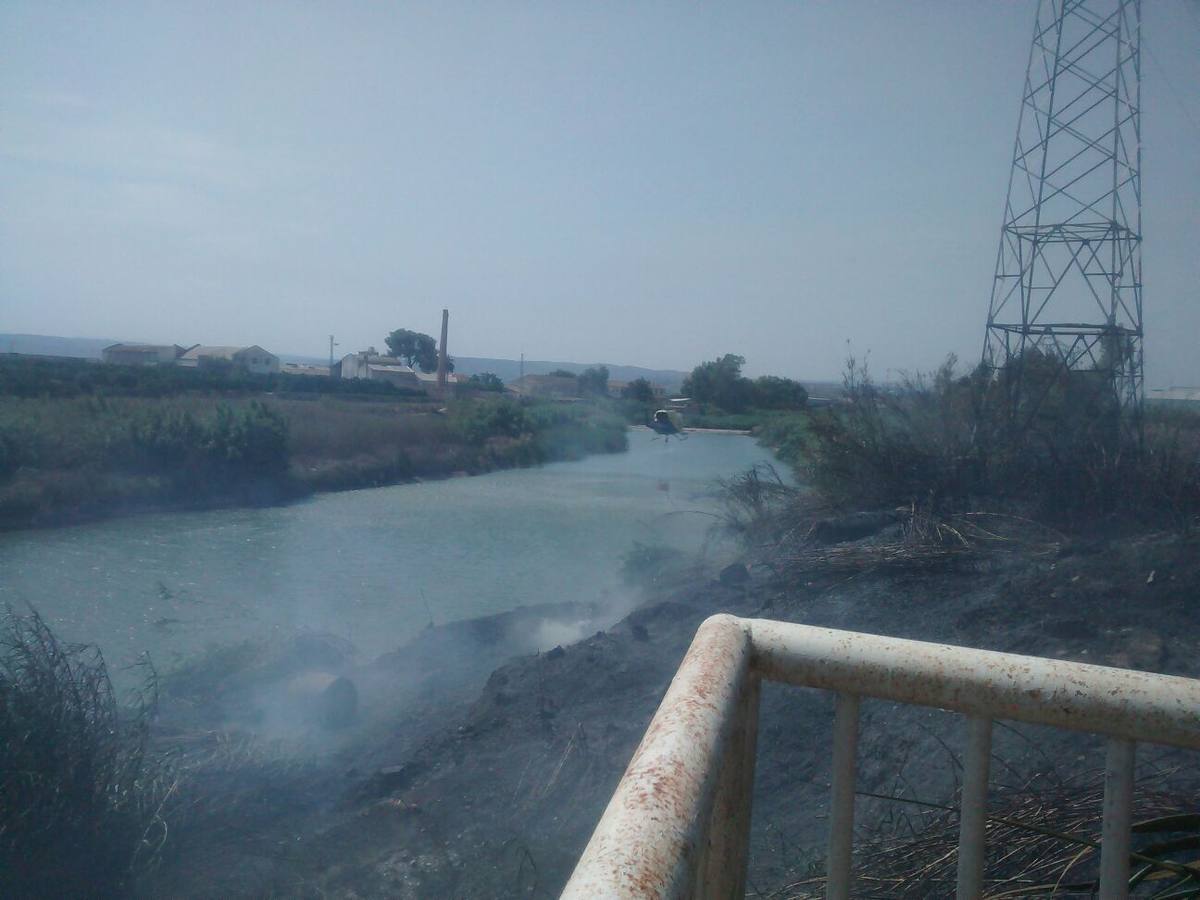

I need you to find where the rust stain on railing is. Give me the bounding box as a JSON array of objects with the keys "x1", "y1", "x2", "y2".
[{"x1": 562, "y1": 615, "x2": 1200, "y2": 900}]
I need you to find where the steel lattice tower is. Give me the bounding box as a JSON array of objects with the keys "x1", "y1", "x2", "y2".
[{"x1": 984, "y1": 0, "x2": 1142, "y2": 424}]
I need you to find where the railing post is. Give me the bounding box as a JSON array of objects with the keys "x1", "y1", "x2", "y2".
[
  {"x1": 826, "y1": 691, "x2": 860, "y2": 900},
  {"x1": 701, "y1": 674, "x2": 761, "y2": 897},
  {"x1": 956, "y1": 716, "x2": 993, "y2": 898},
  {"x1": 1099, "y1": 737, "x2": 1135, "y2": 899}
]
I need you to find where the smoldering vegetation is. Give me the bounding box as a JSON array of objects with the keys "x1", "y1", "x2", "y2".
[{"x1": 0, "y1": 573, "x2": 657, "y2": 897}]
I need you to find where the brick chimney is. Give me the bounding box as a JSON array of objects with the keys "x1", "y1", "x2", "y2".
[{"x1": 437, "y1": 308, "x2": 449, "y2": 392}]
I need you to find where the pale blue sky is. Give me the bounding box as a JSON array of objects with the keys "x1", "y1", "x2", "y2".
[{"x1": 2, "y1": 2, "x2": 1197, "y2": 383}]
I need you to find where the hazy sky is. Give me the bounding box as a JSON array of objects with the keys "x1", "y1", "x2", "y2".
[{"x1": 2, "y1": 2, "x2": 1197, "y2": 383}]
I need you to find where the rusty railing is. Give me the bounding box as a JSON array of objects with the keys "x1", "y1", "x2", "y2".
[{"x1": 562, "y1": 614, "x2": 1200, "y2": 899}]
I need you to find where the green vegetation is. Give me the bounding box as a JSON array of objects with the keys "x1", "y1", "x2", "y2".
[
  {"x1": 461, "y1": 372, "x2": 505, "y2": 392},
  {"x1": 671, "y1": 353, "x2": 809, "y2": 433},
  {"x1": 0, "y1": 607, "x2": 164, "y2": 897},
  {"x1": 620, "y1": 378, "x2": 655, "y2": 403},
  {"x1": 749, "y1": 353, "x2": 1200, "y2": 530},
  {"x1": 681, "y1": 353, "x2": 808, "y2": 415},
  {"x1": 0, "y1": 362, "x2": 629, "y2": 528},
  {"x1": 577, "y1": 365, "x2": 609, "y2": 396},
  {"x1": 383, "y1": 328, "x2": 450, "y2": 373},
  {"x1": 0, "y1": 353, "x2": 417, "y2": 399},
  {"x1": 807, "y1": 355, "x2": 1200, "y2": 526}
]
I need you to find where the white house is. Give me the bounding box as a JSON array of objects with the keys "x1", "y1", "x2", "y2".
[{"x1": 338, "y1": 350, "x2": 421, "y2": 388}]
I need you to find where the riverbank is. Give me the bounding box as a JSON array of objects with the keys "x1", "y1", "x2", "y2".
[
  {"x1": 133, "y1": 518, "x2": 1200, "y2": 897},
  {"x1": 0, "y1": 392, "x2": 628, "y2": 530}
]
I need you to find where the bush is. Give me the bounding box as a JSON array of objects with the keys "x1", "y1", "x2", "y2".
[
  {"x1": 800, "y1": 354, "x2": 1200, "y2": 528},
  {"x1": 453, "y1": 397, "x2": 535, "y2": 446},
  {"x1": 0, "y1": 607, "x2": 163, "y2": 897},
  {"x1": 205, "y1": 401, "x2": 289, "y2": 476}
]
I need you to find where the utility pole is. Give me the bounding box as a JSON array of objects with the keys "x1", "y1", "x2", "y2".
[{"x1": 983, "y1": 0, "x2": 1142, "y2": 434}]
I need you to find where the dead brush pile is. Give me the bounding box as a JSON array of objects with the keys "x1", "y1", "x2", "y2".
[
  {"x1": 776, "y1": 767, "x2": 1200, "y2": 898},
  {"x1": 717, "y1": 464, "x2": 1062, "y2": 586}
]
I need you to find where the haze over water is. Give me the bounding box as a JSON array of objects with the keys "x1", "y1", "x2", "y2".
[{"x1": 0, "y1": 431, "x2": 775, "y2": 677}]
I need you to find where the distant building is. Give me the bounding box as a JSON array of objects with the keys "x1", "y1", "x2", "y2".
[
  {"x1": 509, "y1": 374, "x2": 580, "y2": 399},
  {"x1": 1150, "y1": 387, "x2": 1200, "y2": 403},
  {"x1": 338, "y1": 350, "x2": 420, "y2": 388},
  {"x1": 178, "y1": 345, "x2": 280, "y2": 374},
  {"x1": 102, "y1": 343, "x2": 189, "y2": 366},
  {"x1": 281, "y1": 362, "x2": 331, "y2": 378},
  {"x1": 608, "y1": 380, "x2": 668, "y2": 400},
  {"x1": 416, "y1": 370, "x2": 462, "y2": 393}
]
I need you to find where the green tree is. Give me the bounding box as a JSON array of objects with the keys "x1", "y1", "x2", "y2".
[
  {"x1": 621, "y1": 378, "x2": 656, "y2": 403},
  {"x1": 578, "y1": 366, "x2": 609, "y2": 396},
  {"x1": 682, "y1": 354, "x2": 753, "y2": 412},
  {"x1": 547, "y1": 369, "x2": 577, "y2": 379},
  {"x1": 752, "y1": 375, "x2": 808, "y2": 410},
  {"x1": 466, "y1": 372, "x2": 505, "y2": 392},
  {"x1": 384, "y1": 329, "x2": 443, "y2": 373}
]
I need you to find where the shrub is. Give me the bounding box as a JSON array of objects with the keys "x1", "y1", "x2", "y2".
[
  {"x1": 453, "y1": 397, "x2": 535, "y2": 446},
  {"x1": 799, "y1": 354, "x2": 1200, "y2": 528},
  {"x1": 0, "y1": 607, "x2": 164, "y2": 897},
  {"x1": 204, "y1": 401, "x2": 289, "y2": 476}
]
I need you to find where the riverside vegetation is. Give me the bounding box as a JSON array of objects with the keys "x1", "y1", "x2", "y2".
[{"x1": 0, "y1": 355, "x2": 627, "y2": 529}]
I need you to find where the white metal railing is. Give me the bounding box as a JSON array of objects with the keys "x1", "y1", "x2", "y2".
[{"x1": 562, "y1": 614, "x2": 1200, "y2": 899}]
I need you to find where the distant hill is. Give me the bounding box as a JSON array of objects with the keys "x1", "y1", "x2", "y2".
[{"x1": 0, "y1": 334, "x2": 116, "y2": 359}]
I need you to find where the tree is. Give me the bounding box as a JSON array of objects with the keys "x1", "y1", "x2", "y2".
[
  {"x1": 621, "y1": 378, "x2": 656, "y2": 403},
  {"x1": 682, "y1": 354, "x2": 753, "y2": 412},
  {"x1": 752, "y1": 375, "x2": 808, "y2": 410},
  {"x1": 547, "y1": 369, "x2": 577, "y2": 379},
  {"x1": 466, "y1": 372, "x2": 504, "y2": 392},
  {"x1": 578, "y1": 366, "x2": 609, "y2": 396},
  {"x1": 384, "y1": 329, "x2": 441, "y2": 373}
]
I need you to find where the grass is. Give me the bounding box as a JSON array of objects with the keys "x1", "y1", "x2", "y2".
[
  {"x1": 0, "y1": 392, "x2": 629, "y2": 528},
  {"x1": 0, "y1": 606, "x2": 166, "y2": 898}
]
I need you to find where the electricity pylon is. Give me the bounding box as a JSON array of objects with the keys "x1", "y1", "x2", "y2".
[{"x1": 983, "y1": 0, "x2": 1142, "y2": 430}]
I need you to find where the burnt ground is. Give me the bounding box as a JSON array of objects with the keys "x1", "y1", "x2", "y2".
[{"x1": 144, "y1": 530, "x2": 1200, "y2": 898}]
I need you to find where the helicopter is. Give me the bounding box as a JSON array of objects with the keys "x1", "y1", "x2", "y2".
[{"x1": 649, "y1": 408, "x2": 687, "y2": 442}]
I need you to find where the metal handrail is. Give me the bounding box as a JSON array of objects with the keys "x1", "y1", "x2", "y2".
[{"x1": 562, "y1": 614, "x2": 1200, "y2": 899}]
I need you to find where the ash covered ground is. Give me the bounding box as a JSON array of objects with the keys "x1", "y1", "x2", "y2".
[{"x1": 145, "y1": 527, "x2": 1200, "y2": 898}]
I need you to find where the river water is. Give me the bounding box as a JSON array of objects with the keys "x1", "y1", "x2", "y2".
[{"x1": 0, "y1": 430, "x2": 777, "y2": 677}]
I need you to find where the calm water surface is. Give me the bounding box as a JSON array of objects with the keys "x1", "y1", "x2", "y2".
[{"x1": 0, "y1": 430, "x2": 777, "y2": 675}]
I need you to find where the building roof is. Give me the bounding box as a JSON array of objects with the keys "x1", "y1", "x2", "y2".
[
  {"x1": 282, "y1": 363, "x2": 331, "y2": 376},
  {"x1": 103, "y1": 343, "x2": 185, "y2": 354},
  {"x1": 180, "y1": 345, "x2": 273, "y2": 361},
  {"x1": 367, "y1": 363, "x2": 416, "y2": 375},
  {"x1": 342, "y1": 351, "x2": 412, "y2": 366}
]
